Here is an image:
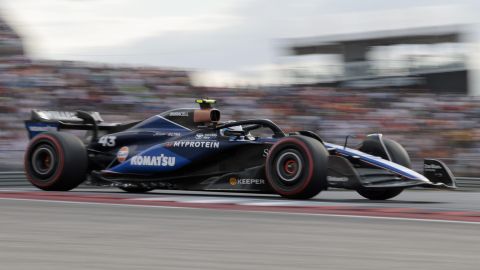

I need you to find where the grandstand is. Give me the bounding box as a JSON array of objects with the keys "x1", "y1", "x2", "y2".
[
  {"x1": 0, "y1": 16, "x2": 23, "y2": 57},
  {"x1": 279, "y1": 25, "x2": 471, "y2": 94}
]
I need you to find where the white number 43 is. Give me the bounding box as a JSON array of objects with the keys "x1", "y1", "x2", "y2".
[{"x1": 98, "y1": 136, "x2": 116, "y2": 147}]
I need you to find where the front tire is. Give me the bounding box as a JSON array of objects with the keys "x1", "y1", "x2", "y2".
[
  {"x1": 265, "y1": 136, "x2": 329, "y2": 199},
  {"x1": 356, "y1": 137, "x2": 411, "y2": 200},
  {"x1": 24, "y1": 132, "x2": 87, "y2": 191}
]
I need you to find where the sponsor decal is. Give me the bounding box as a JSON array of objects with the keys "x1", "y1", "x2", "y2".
[
  {"x1": 173, "y1": 141, "x2": 220, "y2": 149},
  {"x1": 238, "y1": 178, "x2": 265, "y2": 185},
  {"x1": 262, "y1": 148, "x2": 269, "y2": 158},
  {"x1": 230, "y1": 178, "x2": 265, "y2": 185},
  {"x1": 327, "y1": 176, "x2": 349, "y2": 182},
  {"x1": 117, "y1": 146, "x2": 129, "y2": 163},
  {"x1": 424, "y1": 164, "x2": 442, "y2": 170},
  {"x1": 169, "y1": 111, "x2": 189, "y2": 117},
  {"x1": 195, "y1": 133, "x2": 217, "y2": 140},
  {"x1": 38, "y1": 111, "x2": 79, "y2": 121},
  {"x1": 153, "y1": 132, "x2": 182, "y2": 137},
  {"x1": 130, "y1": 154, "x2": 176, "y2": 167},
  {"x1": 28, "y1": 125, "x2": 58, "y2": 132}
]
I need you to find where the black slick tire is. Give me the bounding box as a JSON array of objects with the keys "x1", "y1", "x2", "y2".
[
  {"x1": 24, "y1": 132, "x2": 88, "y2": 191},
  {"x1": 357, "y1": 137, "x2": 411, "y2": 200},
  {"x1": 265, "y1": 136, "x2": 329, "y2": 199}
]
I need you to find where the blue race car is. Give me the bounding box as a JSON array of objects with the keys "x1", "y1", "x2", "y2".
[{"x1": 24, "y1": 99, "x2": 456, "y2": 200}]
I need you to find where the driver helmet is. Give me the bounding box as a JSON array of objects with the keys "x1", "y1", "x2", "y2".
[{"x1": 219, "y1": 121, "x2": 244, "y2": 136}]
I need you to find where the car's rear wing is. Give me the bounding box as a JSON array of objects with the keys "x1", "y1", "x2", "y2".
[
  {"x1": 30, "y1": 110, "x2": 104, "y2": 124},
  {"x1": 25, "y1": 110, "x2": 138, "y2": 140}
]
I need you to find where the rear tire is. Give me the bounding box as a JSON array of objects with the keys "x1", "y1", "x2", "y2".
[
  {"x1": 356, "y1": 137, "x2": 411, "y2": 200},
  {"x1": 24, "y1": 132, "x2": 87, "y2": 191},
  {"x1": 265, "y1": 136, "x2": 329, "y2": 199}
]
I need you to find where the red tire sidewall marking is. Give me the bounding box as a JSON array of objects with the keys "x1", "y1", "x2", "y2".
[
  {"x1": 24, "y1": 134, "x2": 65, "y2": 188},
  {"x1": 266, "y1": 138, "x2": 315, "y2": 196}
]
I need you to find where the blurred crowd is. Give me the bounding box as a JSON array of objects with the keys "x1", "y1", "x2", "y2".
[{"x1": 1, "y1": 57, "x2": 480, "y2": 175}]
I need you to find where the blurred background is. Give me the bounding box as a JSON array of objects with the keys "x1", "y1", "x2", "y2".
[{"x1": 1, "y1": 0, "x2": 480, "y2": 176}]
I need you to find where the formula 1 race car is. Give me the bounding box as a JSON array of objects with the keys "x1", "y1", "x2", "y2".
[{"x1": 24, "y1": 99, "x2": 456, "y2": 200}]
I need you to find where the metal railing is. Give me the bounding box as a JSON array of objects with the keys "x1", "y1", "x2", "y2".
[
  {"x1": 455, "y1": 177, "x2": 480, "y2": 190},
  {"x1": 0, "y1": 171, "x2": 29, "y2": 187}
]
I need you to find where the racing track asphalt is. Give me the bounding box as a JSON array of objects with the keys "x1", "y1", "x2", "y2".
[{"x1": 0, "y1": 188, "x2": 479, "y2": 270}]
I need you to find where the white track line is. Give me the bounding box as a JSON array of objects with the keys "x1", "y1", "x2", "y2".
[
  {"x1": 129, "y1": 196, "x2": 248, "y2": 203},
  {"x1": 130, "y1": 196, "x2": 252, "y2": 204},
  {"x1": 239, "y1": 201, "x2": 316, "y2": 206},
  {"x1": 132, "y1": 196, "x2": 246, "y2": 204},
  {"x1": 129, "y1": 196, "x2": 197, "y2": 202},
  {"x1": 130, "y1": 196, "x2": 256, "y2": 204},
  {"x1": 178, "y1": 198, "x2": 253, "y2": 204},
  {"x1": 130, "y1": 196, "x2": 360, "y2": 207},
  {"x1": 238, "y1": 201, "x2": 361, "y2": 207}
]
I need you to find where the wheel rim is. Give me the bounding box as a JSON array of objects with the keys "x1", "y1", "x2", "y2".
[
  {"x1": 31, "y1": 145, "x2": 56, "y2": 177},
  {"x1": 275, "y1": 150, "x2": 303, "y2": 183},
  {"x1": 284, "y1": 159, "x2": 298, "y2": 175}
]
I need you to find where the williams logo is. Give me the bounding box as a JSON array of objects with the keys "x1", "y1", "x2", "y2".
[
  {"x1": 130, "y1": 154, "x2": 176, "y2": 167},
  {"x1": 195, "y1": 133, "x2": 217, "y2": 140}
]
